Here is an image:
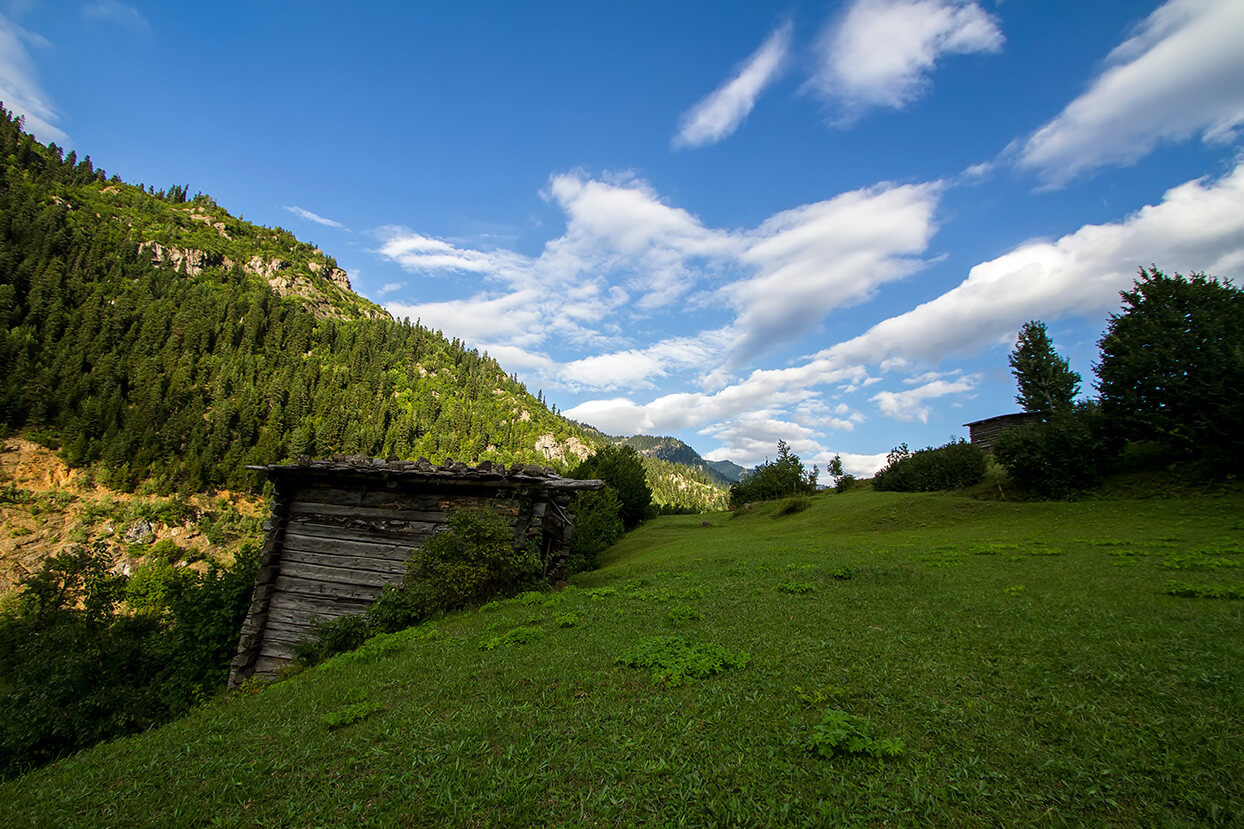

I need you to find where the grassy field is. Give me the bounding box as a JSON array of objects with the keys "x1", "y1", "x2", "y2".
[{"x1": 2, "y1": 488, "x2": 1241, "y2": 826}]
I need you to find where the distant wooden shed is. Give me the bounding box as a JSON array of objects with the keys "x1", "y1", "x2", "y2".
[
  {"x1": 228, "y1": 455, "x2": 602, "y2": 686},
  {"x1": 963, "y1": 412, "x2": 1042, "y2": 453}
]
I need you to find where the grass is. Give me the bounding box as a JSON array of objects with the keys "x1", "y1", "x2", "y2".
[{"x1": 2, "y1": 488, "x2": 1242, "y2": 826}]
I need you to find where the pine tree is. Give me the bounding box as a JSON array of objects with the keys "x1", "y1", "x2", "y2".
[{"x1": 1009, "y1": 321, "x2": 1080, "y2": 417}]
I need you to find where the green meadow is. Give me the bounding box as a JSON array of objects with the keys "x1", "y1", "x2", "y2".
[{"x1": 3, "y1": 488, "x2": 1241, "y2": 827}]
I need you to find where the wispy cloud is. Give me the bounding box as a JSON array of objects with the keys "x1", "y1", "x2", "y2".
[
  {"x1": 377, "y1": 171, "x2": 942, "y2": 391},
  {"x1": 285, "y1": 205, "x2": 349, "y2": 231},
  {"x1": 83, "y1": 0, "x2": 150, "y2": 32},
  {"x1": 378, "y1": 282, "x2": 405, "y2": 295},
  {"x1": 0, "y1": 14, "x2": 68, "y2": 145},
  {"x1": 1015, "y1": 0, "x2": 1244, "y2": 185},
  {"x1": 806, "y1": 0, "x2": 1002, "y2": 123},
  {"x1": 673, "y1": 21, "x2": 791, "y2": 149},
  {"x1": 871, "y1": 376, "x2": 977, "y2": 422}
]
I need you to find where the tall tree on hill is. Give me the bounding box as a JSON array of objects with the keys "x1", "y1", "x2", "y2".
[
  {"x1": 1095, "y1": 267, "x2": 1244, "y2": 470},
  {"x1": 1009, "y1": 320, "x2": 1080, "y2": 417}
]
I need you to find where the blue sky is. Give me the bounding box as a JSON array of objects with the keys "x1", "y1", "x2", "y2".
[{"x1": 3, "y1": 1, "x2": 1243, "y2": 473}]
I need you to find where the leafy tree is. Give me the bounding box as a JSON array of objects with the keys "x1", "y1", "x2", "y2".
[
  {"x1": 1095, "y1": 267, "x2": 1244, "y2": 470},
  {"x1": 728, "y1": 440, "x2": 818, "y2": 507},
  {"x1": 993, "y1": 402, "x2": 1115, "y2": 498},
  {"x1": 1009, "y1": 320, "x2": 1080, "y2": 416},
  {"x1": 570, "y1": 445, "x2": 652, "y2": 529}
]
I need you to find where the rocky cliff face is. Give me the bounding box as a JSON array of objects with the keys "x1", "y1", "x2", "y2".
[{"x1": 139, "y1": 242, "x2": 381, "y2": 321}]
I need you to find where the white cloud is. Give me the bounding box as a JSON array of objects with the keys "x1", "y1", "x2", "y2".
[
  {"x1": 83, "y1": 1, "x2": 150, "y2": 32},
  {"x1": 674, "y1": 22, "x2": 791, "y2": 149},
  {"x1": 728, "y1": 180, "x2": 942, "y2": 362},
  {"x1": 1017, "y1": 0, "x2": 1244, "y2": 184},
  {"x1": 378, "y1": 282, "x2": 405, "y2": 295},
  {"x1": 871, "y1": 376, "x2": 977, "y2": 422},
  {"x1": 823, "y1": 159, "x2": 1244, "y2": 369},
  {"x1": 0, "y1": 14, "x2": 68, "y2": 146},
  {"x1": 565, "y1": 159, "x2": 1244, "y2": 466},
  {"x1": 285, "y1": 205, "x2": 348, "y2": 230},
  {"x1": 807, "y1": 0, "x2": 1002, "y2": 121},
  {"x1": 377, "y1": 172, "x2": 944, "y2": 389}
]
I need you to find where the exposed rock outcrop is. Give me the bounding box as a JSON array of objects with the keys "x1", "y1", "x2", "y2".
[{"x1": 535, "y1": 434, "x2": 592, "y2": 464}]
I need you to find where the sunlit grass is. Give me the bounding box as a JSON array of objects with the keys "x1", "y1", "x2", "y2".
[{"x1": 2, "y1": 488, "x2": 1241, "y2": 826}]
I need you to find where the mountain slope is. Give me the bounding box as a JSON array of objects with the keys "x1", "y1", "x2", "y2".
[{"x1": 0, "y1": 106, "x2": 594, "y2": 492}]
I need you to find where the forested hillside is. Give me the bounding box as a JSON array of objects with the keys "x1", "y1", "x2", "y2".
[{"x1": 0, "y1": 107, "x2": 592, "y2": 493}]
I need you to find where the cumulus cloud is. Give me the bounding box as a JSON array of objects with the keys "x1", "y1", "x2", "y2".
[
  {"x1": 83, "y1": 1, "x2": 150, "y2": 32},
  {"x1": 807, "y1": 0, "x2": 1002, "y2": 121},
  {"x1": 0, "y1": 15, "x2": 68, "y2": 145},
  {"x1": 674, "y1": 22, "x2": 791, "y2": 149},
  {"x1": 285, "y1": 205, "x2": 348, "y2": 230},
  {"x1": 1017, "y1": 0, "x2": 1244, "y2": 185}
]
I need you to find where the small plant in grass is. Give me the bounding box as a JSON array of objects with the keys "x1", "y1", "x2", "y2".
[
  {"x1": 1003, "y1": 585, "x2": 1026, "y2": 596},
  {"x1": 794, "y1": 684, "x2": 851, "y2": 706},
  {"x1": 1162, "y1": 580, "x2": 1244, "y2": 599},
  {"x1": 480, "y1": 626, "x2": 544, "y2": 650},
  {"x1": 554, "y1": 613, "x2": 578, "y2": 628},
  {"x1": 828, "y1": 567, "x2": 853, "y2": 580},
  {"x1": 777, "y1": 580, "x2": 815, "y2": 594},
  {"x1": 587, "y1": 586, "x2": 617, "y2": 600},
  {"x1": 321, "y1": 701, "x2": 383, "y2": 730},
  {"x1": 666, "y1": 604, "x2": 701, "y2": 623},
  {"x1": 805, "y1": 709, "x2": 904, "y2": 760},
  {"x1": 617, "y1": 636, "x2": 749, "y2": 686}
]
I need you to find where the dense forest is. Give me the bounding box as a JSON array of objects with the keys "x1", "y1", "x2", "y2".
[{"x1": 0, "y1": 106, "x2": 598, "y2": 493}]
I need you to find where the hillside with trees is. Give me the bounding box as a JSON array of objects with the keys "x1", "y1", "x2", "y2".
[{"x1": 0, "y1": 106, "x2": 596, "y2": 493}]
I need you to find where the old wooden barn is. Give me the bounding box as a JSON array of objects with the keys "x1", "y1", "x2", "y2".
[
  {"x1": 228, "y1": 455, "x2": 602, "y2": 686},
  {"x1": 963, "y1": 412, "x2": 1042, "y2": 453}
]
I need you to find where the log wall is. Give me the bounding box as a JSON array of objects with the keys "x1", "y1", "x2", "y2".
[{"x1": 228, "y1": 457, "x2": 598, "y2": 686}]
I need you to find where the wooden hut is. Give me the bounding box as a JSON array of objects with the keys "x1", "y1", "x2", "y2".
[
  {"x1": 962, "y1": 412, "x2": 1042, "y2": 453},
  {"x1": 228, "y1": 455, "x2": 602, "y2": 686}
]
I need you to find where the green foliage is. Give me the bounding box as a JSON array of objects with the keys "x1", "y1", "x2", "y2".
[
  {"x1": 805, "y1": 709, "x2": 904, "y2": 760},
  {"x1": 0, "y1": 106, "x2": 590, "y2": 493},
  {"x1": 639, "y1": 455, "x2": 730, "y2": 513},
  {"x1": 479, "y1": 626, "x2": 543, "y2": 650},
  {"x1": 1009, "y1": 320, "x2": 1081, "y2": 415},
  {"x1": 553, "y1": 612, "x2": 578, "y2": 628},
  {"x1": 872, "y1": 439, "x2": 986, "y2": 492},
  {"x1": 617, "y1": 636, "x2": 749, "y2": 686},
  {"x1": 728, "y1": 440, "x2": 818, "y2": 507},
  {"x1": 570, "y1": 446, "x2": 652, "y2": 529},
  {"x1": 777, "y1": 580, "x2": 815, "y2": 594},
  {"x1": 0, "y1": 542, "x2": 257, "y2": 777},
  {"x1": 321, "y1": 701, "x2": 382, "y2": 730},
  {"x1": 1096, "y1": 268, "x2": 1244, "y2": 473},
  {"x1": 665, "y1": 604, "x2": 701, "y2": 623},
  {"x1": 993, "y1": 402, "x2": 1117, "y2": 497},
  {"x1": 409, "y1": 507, "x2": 540, "y2": 611},
  {"x1": 777, "y1": 496, "x2": 811, "y2": 516},
  {"x1": 1161, "y1": 580, "x2": 1243, "y2": 599},
  {"x1": 567, "y1": 487, "x2": 624, "y2": 574},
  {"x1": 293, "y1": 614, "x2": 370, "y2": 667}
]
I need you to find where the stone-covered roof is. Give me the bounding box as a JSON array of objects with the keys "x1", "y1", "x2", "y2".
[{"x1": 247, "y1": 454, "x2": 604, "y2": 491}]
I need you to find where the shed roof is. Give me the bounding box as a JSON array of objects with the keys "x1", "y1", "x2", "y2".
[{"x1": 248, "y1": 454, "x2": 604, "y2": 491}]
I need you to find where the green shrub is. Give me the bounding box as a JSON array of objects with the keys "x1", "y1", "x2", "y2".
[
  {"x1": 872, "y1": 439, "x2": 986, "y2": 492},
  {"x1": 777, "y1": 581, "x2": 815, "y2": 594},
  {"x1": 480, "y1": 626, "x2": 543, "y2": 650},
  {"x1": 408, "y1": 506, "x2": 541, "y2": 611},
  {"x1": 666, "y1": 604, "x2": 702, "y2": 623},
  {"x1": 567, "y1": 487, "x2": 624, "y2": 574},
  {"x1": 805, "y1": 709, "x2": 904, "y2": 759},
  {"x1": 569, "y1": 445, "x2": 652, "y2": 530},
  {"x1": 994, "y1": 403, "x2": 1116, "y2": 498},
  {"x1": 729, "y1": 440, "x2": 817, "y2": 507}
]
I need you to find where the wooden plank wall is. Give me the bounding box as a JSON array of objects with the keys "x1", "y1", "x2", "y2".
[{"x1": 229, "y1": 480, "x2": 536, "y2": 685}]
